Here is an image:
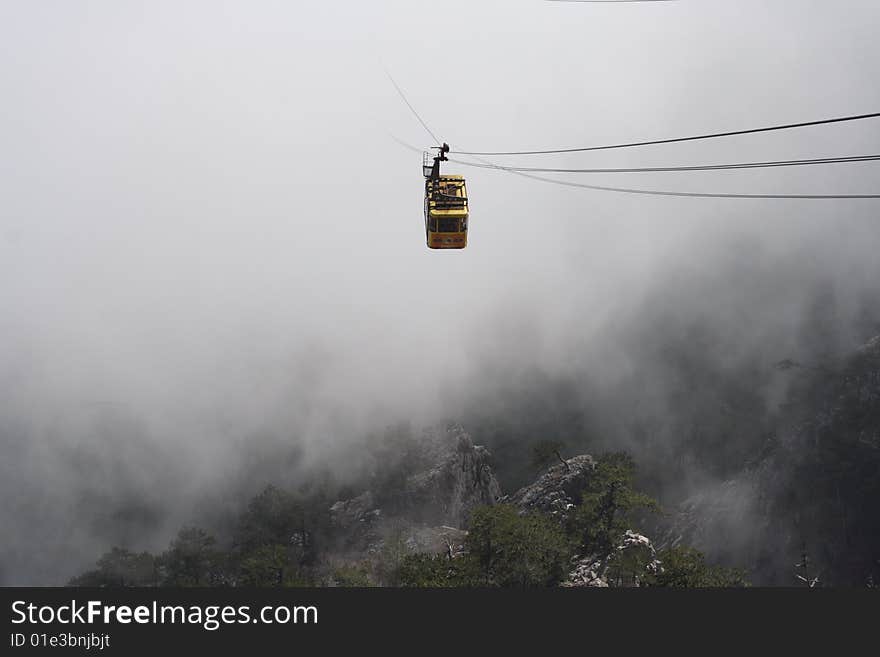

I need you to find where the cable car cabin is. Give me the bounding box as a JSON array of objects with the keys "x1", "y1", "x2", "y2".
[
  {"x1": 424, "y1": 175, "x2": 468, "y2": 249},
  {"x1": 423, "y1": 144, "x2": 468, "y2": 249}
]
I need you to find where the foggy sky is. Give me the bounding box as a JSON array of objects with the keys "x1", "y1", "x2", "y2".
[{"x1": 2, "y1": 1, "x2": 879, "y2": 584}]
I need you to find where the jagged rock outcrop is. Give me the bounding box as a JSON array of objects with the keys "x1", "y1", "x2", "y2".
[
  {"x1": 328, "y1": 424, "x2": 501, "y2": 557},
  {"x1": 404, "y1": 424, "x2": 502, "y2": 528},
  {"x1": 562, "y1": 530, "x2": 661, "y2": 588},
  {"x1": 500, "y1": 452, "x2": 663, "y2": 587},
  {"x1": 503, "y1": 454, "x2": 595, "y2": 518},
  {"x1": 328, "y1": 429, "x2": 675, "y2": 587}
]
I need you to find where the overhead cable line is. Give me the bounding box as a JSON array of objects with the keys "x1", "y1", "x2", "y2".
[
  {"x1": 454, "y1": 112, "x2": 880, "y2": 156},
  {"x1": 392, "y1": 135, "x2": 880, "y2": 199},
  {"x1": 386, "y1": 76, "x2": 880, "y2": 200},
  {"x1": 450, "y1": 153, "x2": 880, "y2": 174},
  {"x1": 384, "y1": 70, "x2": 442, "y2": 145},
  {"x1": 450, "y1": 154, "x2": 880, "y2": 199}
]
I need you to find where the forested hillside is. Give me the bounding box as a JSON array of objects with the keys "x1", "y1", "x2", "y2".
[{"x1": 69, "y1": 335, "x2": 880, "y2": 588}]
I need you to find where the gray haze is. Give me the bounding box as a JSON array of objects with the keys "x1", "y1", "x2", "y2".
[{"x1": 1, "y1": 1, "x2": 879, "y2": 584}]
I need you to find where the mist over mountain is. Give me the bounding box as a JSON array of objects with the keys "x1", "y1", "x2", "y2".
[
  {"x1": 2, "y1": 2, "x2": 880, "y2": 586},
  {"x1": 4, "y1": 224, "x2": 879, "y2": 585}
]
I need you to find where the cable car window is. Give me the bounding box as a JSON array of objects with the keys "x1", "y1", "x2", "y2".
[{"x1": 437, "y1": 217, "x2": 460, "y2": 233}]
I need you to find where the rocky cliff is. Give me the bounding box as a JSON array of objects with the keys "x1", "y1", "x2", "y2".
[
  {"x1": 330, "y1": 426, "x2": 665, "y2": 587},
  {"x1": 502, "y1": 454, "x2": 595, "y2": 518},
  {"x1": 328, "y1": 424, "x2": 501, "y2": 558},
  {"x1": 504, "y1": 454, "x2": 660, "y2": 587}
]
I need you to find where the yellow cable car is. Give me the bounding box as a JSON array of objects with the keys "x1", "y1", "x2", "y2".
[{"x1": 423, "y1": 144, "x2": 468, "y2": 249}]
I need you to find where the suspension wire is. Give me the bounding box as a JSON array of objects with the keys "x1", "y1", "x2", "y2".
[
  {"x1": 451, "y1": 153, "x2": 880, "y2": 199},
  {"x1": 389, "y1": 133, "x2": 429, "y2": 155},
  {"x1": 390, "y1": 134, "x2": 880, "y2": 199},
  {"x1": 451, "y1": 154, "x2": 880, "y2": 174},
  {"x1": 384, "y1": 73, "x2": 880, "y2": 200},
  {"x1": 384, "y1": 70, "x2": 442, "y2": 145},
  {"x1": 455, "y1": 112, "x2": 880, "y2": 156}
]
